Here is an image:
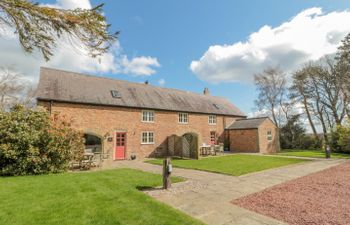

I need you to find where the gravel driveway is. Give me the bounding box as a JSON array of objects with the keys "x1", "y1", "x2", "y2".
[{"x1": 233, "y1": 161, "x2": 350, "y2": 225}]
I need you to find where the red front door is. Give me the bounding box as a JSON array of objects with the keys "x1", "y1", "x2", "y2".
[{"x1": 115, "y1": 132, "x2": 126, "y2": 160}]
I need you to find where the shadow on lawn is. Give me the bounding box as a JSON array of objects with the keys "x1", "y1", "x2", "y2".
[{"x1": 136, "y1": 185, "x2": 163, "y2": 191}]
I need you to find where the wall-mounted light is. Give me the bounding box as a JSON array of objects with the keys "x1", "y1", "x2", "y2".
[{"x1": 107, "y1": 137, "x2": 113, "y2": 142}]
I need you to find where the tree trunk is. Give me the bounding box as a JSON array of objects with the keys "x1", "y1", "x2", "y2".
[
  {"x1": 302, "y1": 95, "x2": 318, "y2": 139},
  {"x1": 271, "y1": 105, "x2": 279, "y2": 128}
]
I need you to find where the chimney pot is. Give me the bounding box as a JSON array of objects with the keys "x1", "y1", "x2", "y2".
[{"x1": 203, "y1": 87, "x2": 210, "y2": 95}]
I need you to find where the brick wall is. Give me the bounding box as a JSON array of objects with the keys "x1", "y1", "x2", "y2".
[
  {"x1": 228, "y1": 129, "x2": 259, "y2": 152},
  {"x1": 258, "y1": 119, "x2": 280, "y2": 154},
  {"x1": 38, "y1": 101, "x2": 240, "y2": 161}
]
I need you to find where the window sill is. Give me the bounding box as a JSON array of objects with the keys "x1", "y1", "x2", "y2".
[
  {"x1": 209, "y1": 123, "x2": 217, "y2": 125},
  {"x1": 141, "y1": 121, "x2": 155, "y2": 123},
  {"x1": 141, "y1": 142, "x2": 155, "y2": 145},
  {"x1": 179, "y1": 122, "x2": 189, "y2": 124}
]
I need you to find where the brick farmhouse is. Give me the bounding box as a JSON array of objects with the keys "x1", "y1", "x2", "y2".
[{"x1": 36, "y1": 67, "x2": 279, "y2": 162}]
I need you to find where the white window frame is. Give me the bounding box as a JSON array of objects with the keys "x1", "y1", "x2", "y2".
[
  {"x1": 267, "y1": 130, "x2": 273, "y2": 141},
  {"x1": 141, "y1": 110, "x2": 155, "y2": 123},
  {"x1": 178, "y1": 113, "x2": 189, "y2": 124},
  {"x1": 209, "y1": 115, "x2": 217, "y2": 125},
  {"x1": 141, "y1": 131, "x2": 155, "y2": 144}
]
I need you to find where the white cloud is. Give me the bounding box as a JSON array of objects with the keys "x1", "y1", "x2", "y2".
[
  {"x1": 158, "y1": 78, "x2": 166, "y2": 86},
  {"x1": 0, "y1": 0, "x2": 160, "y2": 82},
  {"x1": 44, "y1": 0, "x2": 92, "y2": 9},
  {"x1": 190, "y1": 8, "x2": 350, "y2": 83},
  {"x1": 119, "y1": 56, "x2": 160, "y2": 76}
]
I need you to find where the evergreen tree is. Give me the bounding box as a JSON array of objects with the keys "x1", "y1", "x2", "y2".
[{"x1": 0, "y1": 0, "x2": 118, "y2": 61}]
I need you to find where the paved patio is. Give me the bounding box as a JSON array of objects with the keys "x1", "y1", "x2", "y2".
[{"x1": 109, "y1": 158, "x2": 346, "y2": 225}]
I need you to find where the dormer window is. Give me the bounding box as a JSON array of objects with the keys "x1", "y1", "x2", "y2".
[
  {"x1": 111, "y1": 90, "x2": 121, "y2": 98},
  {"x1": 213, "y1": 103, "x2": 221, "y2": 110}
]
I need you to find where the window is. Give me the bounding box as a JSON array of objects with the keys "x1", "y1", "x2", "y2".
[
  {"x1": 178, "y1": 113, "x2": 188, "y2": 124},
  {"x1": 213, "y1": 103, "x2": 221, "y2": 110},
  {"x1": 110, "y1": 90, "x2": 121, "y2": 98},
  {"x1": 267, "y1": 131, "x2": 273, "y2": 141},
  {"x1": 209, "y1": 115, "x2": 217, "y2": 125},
  {"x1": 141, "y1": 132, "x2": 154, "y2": 144},
  {"x1": 142, "y1": 110, "x2": 154, "y2": 122},
  {"x1": 210, "y1": 131, "x2": 216, "y2": 145}
]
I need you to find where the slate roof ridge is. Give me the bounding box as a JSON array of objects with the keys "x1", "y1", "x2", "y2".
[{"x1": 40, "y1": 67, "x2": 229, "y2": 101}]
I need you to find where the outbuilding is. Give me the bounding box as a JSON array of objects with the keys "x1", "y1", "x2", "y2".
[{"x1": 226, "y1": 117, "x2": 280, "y2": 154}]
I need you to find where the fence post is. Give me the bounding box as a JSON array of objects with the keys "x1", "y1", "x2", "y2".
[{"x1": 163, "y1": 157, "x2": 171, "y2": 189}]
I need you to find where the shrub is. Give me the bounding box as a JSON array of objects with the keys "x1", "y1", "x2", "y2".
[
  {"x1": 299, "y1": 135, "x2": 322, "y2": 150},
  {"x1": 0, "y1": 105, "x2": 84, "y2": 176},
  {"x1": 280, "y1": 114, "x2": 306, "y2": 149},
  {"x1": 337, "y1": 120, "x2": 350, "y2": 153}
]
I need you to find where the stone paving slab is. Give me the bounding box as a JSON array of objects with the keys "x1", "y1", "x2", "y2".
[{"x1": 108, "y1": 158, "x2": 346, "y2": 225}]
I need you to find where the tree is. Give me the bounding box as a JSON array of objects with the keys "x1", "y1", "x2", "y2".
[
  {"x1": 337, "y1": 119, "x2": 350, "y2": 153},
  {"x1": 0, "y1": 0, "x2": 118, "y2": 61},
  {"x1": 290, "y1": 66, "x2": 318, "y2": 140},
  {"x1": 254, "y1": 67, "x2": 287, "y2": 127},
  {"x1": 0, "y1": 105, "x2": 84, "y2": 176},
  {"x1": 279, "y1": 114, "x2": 306, "y2": 149},
  {"x1": 0, "y1": 67, "x2": 35, "y2": 111},
  {"x1": 335, "y1": 33, "x2": 350, "y2": 117}
]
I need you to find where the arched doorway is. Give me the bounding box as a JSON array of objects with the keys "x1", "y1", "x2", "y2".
[{"x1": 84, "y1": 133, "x2": 102, "y2": 153}]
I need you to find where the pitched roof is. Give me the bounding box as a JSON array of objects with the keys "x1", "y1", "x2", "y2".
[
  {"x1": 226, "y1": 117, "x2": 270, "y2": 129},
  {"x1": 36, "y1": 67, "x2": 246, "y2": 117}
]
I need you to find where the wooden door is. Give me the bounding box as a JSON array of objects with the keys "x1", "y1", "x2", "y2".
[
  {"x1": 210, "y1": 131, "x2": 216, "y2": 145},
  {"x1": 115, "y1": 132, "x2": 126, "y2": 160}
]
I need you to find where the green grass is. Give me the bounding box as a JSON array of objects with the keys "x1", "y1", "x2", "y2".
[
  {"x1": 278, "y1": 149, "x2": 350, "y2": 158},
  {"x1": 0, "y1": 169, "x2": 203, "y2": 225},
  {"x1": 146, "y1": 154, "x2": 306, "y2": 176}
]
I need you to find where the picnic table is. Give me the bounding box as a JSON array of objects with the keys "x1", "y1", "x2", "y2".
[
  {"x1": 200, "y1": 144, "x2": 215, "y2": 156},
  {"x1": 80, "y1": 153, "x2": 94, "y2": 169},
  {"x1": 69, "y1": 152, "x2": 110, "y2": 170},
  {"x1": 199, "y1": 144, "x2": 224, "y2": 156}
]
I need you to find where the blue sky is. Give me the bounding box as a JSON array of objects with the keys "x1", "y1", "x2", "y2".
[
  {"x1": 2, "y1": 0, "x2": 350, "y2": 115},
  {"x1": 93, "y1": 0, "x2": 350, "y2": 114}
]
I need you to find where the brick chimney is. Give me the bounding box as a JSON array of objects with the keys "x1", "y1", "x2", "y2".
[{"x1": 203, "y1": 87, "x2": 210, "y2": 95}]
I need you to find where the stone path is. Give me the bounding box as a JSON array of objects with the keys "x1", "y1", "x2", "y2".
[{"x1": 109, "y1": 158, "x2": 346, "y2": 225}]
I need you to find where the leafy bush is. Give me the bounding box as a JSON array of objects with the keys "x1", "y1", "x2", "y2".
[
  {"x1": 280, "y1": 115, "x2": 306, "y2": 149},
  {"x1": 299, "y1": 135, "x2": 322, "y2": 150},
  {"x1": 0, "y1": 105, "x2": 84, "y2": 176},
  {"x1": 337, "y1": 120, "x2": 350, "y2": 153}
]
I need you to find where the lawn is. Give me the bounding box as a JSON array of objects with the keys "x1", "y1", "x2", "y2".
[
  {"x1": 146, "y1": 154, "x2": 306, "y2": 176},
  {"x1": 0, "y1": 169, "x2": 203, "y2": 225},
  {"x1": 278, "y1": 149, "x2": 350, "y2": 158}
]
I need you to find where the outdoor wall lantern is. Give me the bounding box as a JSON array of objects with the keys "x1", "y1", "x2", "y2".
[{"x1": 107, "y1": 136, "x2": 113, "y2": 142}]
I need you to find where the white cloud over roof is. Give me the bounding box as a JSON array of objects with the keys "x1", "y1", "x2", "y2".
[{"x1": 190, "y1": 8, "x2": 350, "y2": 83}]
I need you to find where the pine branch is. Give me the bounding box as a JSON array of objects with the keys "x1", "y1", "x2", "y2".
[{"x1": 0, "y1": 0, "x2": 118, "y2": 61}]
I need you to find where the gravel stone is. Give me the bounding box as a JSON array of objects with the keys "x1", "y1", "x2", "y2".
[{"x1": 232, "y1": 162, "x2": 350, "y2": 225}]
